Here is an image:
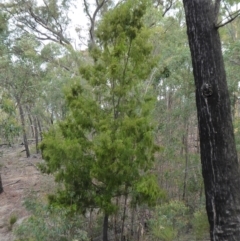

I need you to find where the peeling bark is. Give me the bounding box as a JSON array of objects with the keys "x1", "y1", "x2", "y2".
[{"x1": 183, "y1": 0, "x2": 240, "y2": 240}]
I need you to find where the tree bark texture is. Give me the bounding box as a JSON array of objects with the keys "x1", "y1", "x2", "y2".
[{"x1": 183, "y1": 0, "x2": 240, "y2": 240}]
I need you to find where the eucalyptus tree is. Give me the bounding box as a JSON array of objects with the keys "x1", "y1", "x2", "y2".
[
  {"x1": 1, "y1": 0, "x2": 73, "y2": 48},
  {"x1": 183, "y1": 0, "x2": 240, "y2": 240},
  {"x1": 39, "y1": 43, "x2": 78, "y2": 127},
  {"x1": 0, "y1": 32, "x2": 43, "y2": 157}
]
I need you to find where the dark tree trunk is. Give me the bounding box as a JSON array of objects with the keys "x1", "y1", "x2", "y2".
[
  {"x1": 0, "y1": 173, "x2": 3, "y2": 194},
  {"x1": 103, "y1": 214, "x2": 109, "y2": 241},
  {"x1": 183, "y1": 0, "x2": 240, "y2": 240}
]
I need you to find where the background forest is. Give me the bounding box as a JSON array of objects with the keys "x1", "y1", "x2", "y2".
[{"x1": 0, "y1": 0, "x2": 240, "y2": 240}]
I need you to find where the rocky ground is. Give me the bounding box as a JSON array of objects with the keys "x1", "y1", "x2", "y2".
[{"x1": 0, "y1": 144, "x2": 53, "y2": 241}]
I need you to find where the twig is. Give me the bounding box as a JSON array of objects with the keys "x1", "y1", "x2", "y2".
[
  {"x1": 4, "y1": 179, "x2": 20, "y2": 187},
  {"x1": 162, "y1": 0, "x2": 173, "y2": 17},
  {"x1": 216, "y1": 9, "x2": 240, "y2": 28}
]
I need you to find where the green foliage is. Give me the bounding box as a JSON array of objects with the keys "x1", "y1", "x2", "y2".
[
  {"x1": 133, "y1": 174, "x2": 166, "y2": 206},
  {"x1": 40, "y1": 0, "x2": 162, "y2": 216},
  {"x1": 150, "y1": 201, "x2": 189, "y2": 241},
  {"x1": 9, "y1": 214, "x2": 17, "y2": 229},
  {"x1": 9, "y1": 215, "x2": 17, "y2": 225},
  {"x1": 14, "y1": 196, "x2": 89, "y2": 241},
  {"x1": 0, "y1": 12, "x2": 8, "y2": 34},
  {"x1": 192, "y1": 207, "x2": 209, "y2": 240},
  {"x1": 0, "y1": 95, "x2": 21, "y2": 144}
]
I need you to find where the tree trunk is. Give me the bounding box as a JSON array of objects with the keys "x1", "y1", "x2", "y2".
[
  {"x1": 17, "y1": 100, "x2": 30, "y2": 158},
  {"x1": 121, "y1": 193, "x2": 128, "y2": 241},
  {"x1": 103, "y1": 214, "x2": 109, "y2": 241},
  {"x1": 182, "y1": 0, "x2": 240, "y2": 240},
  {"x1": 182, "y1": 122, "x2": 189, "y2": 202},
  {"x1": 37, "y1": 118, "x2": 43, "y2": 141},
  {"x1": 114, "y1": 198, "x2": 119, "y2": 241},
  {"x1": 0, "y1": 173, "x2": 3, "y2": 194},
  {"x1": 26, "y1": 106, "x2": 35, "y2": 138},
  {"x1": 33, "y1": 116, "x2": 39, "y2": 154}
]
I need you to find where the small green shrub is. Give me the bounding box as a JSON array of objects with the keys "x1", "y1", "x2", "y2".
[
  {"x1": 149, "y1": 201, "x2": 189, "y2": 241},
  {"x1": 9, "y1": 215, "x2": 17, "y2": 226},
  {"x1": 14, "y1": 196, "x2": 89, "y2": 241},
  {"x1": 9, "y1": 214, "x2": 18, "y2": 231},
  {"x1": 192, "y1": 208, "x2": 209, "y2": 240}
]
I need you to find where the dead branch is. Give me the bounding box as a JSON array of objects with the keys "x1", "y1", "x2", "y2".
[
  {"x1": 83, "y1": 0, "x2": 108, "y2": 45},
  {"x1": 4, "y1": 179, "x2": 20, "y2": 187},
  {"x1": 162, "y1": 0, "x2": 173, "y2": 17},
  {"x1": 216, "y1": 9, "x2": 240, "y2": 28}
]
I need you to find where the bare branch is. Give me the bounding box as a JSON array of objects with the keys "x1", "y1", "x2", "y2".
[
  {"x1": 3, "y1": 180, "x2": 20, "y2": 187},
  {"x1": 162, "y1": 0, "x2": 173, "y2": 17},
  {"x1": 83, "y1": 0, "x2": 93, "y2": 24},
  {"x1": 16, "y1": 17, "x2": 64, "y2": 44},
  {"x1": 216, "y1": 9, "x2": 240, "y2": 28},
  {"x1": 83, "y1": 0, "x2": 108, "y2": 45},
  {"x1": 27, "y1": 7, "x2": 71, "y2": 46}
]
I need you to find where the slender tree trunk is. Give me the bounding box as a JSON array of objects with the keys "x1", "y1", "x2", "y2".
[
  {"x1": 26, "y1": 106, "x2": 35, "y2": 138},
  {"x1": 89, "y1": 209, "x2": 93, "y2": 241},
  {"x1": 103, "y1": 214, "x2": 109, "y2": 241},
  {"x1": 0, "y1": 173, "x2": 3, "y2": 194},
  {"x1": 37, "y1": 118, "x2": 43, "y2": 141},
  {"x1": 183, "y1": 0, "x2": 240, "y2": 240},
  {"x1": 182, "y1": 123, "x2": 189, "y2": 201},
  {"x1": 131, "y1": 207, "x2": 135, "y2": 240},
  {"x1": 121, "y1": 193, "x2": 128, "y2": 241},
  {"x1": 33, "y1": 117, "x2": 39, "y2": 153},
  {"x1": 17, "y1": 100, "x2": 30, "y2": 158},
  {"x1": 114, "y1": 197, "x2": 119, "y2": 241}
]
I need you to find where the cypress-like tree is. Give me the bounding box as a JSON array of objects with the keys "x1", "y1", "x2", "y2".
[{"x1": 40, "y1": 1, "x2": 163, "y2": 240}]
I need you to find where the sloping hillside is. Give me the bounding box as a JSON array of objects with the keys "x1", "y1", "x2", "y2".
[{"x1": 0, "y1": 145, "x2": 53, "y2": 241}]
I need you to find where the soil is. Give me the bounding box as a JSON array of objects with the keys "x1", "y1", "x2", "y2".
[{"x1": 0, "y1": 144, "x2": 53, "y2": 241}]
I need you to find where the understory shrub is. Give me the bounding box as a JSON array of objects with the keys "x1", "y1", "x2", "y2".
[
  {"x1": 14, "y1": 195, "x2": 89, "y2": 241},
  {"x1": 149, "y1": 201, "x2": 189, "y2": 241}
]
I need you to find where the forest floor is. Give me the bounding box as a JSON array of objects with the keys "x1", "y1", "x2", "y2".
[{"x1": 0, "y1": 144, "x2": 53, "y2": 241}]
